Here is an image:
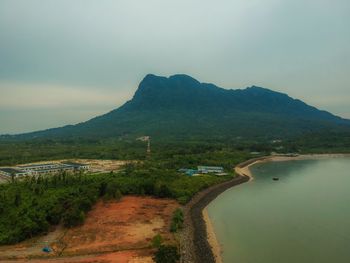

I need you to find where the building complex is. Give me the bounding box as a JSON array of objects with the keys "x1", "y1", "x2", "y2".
[
  {"x1": 178, "y1": 166, "x2": 227, "y2": 176},
  {"x1": 0, "y1": 162, "x2": 89, "y2": 178}
]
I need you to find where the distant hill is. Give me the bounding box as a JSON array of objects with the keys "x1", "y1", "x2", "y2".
[{"x1": 10, "y1": 74, "x2": 350, "y2": 140}]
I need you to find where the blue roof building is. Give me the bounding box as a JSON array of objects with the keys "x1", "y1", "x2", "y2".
[{"x1": 178, "y1": 168, "x2": 198, "y2": 176}]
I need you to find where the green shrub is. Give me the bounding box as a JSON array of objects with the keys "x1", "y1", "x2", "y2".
[
  {"x1": 170, "y1": 208, "x2": 184, "y2": 233},
  {"x1": 151, "y1": 234, "x2": 163, "y2": 248},
  {"x1": 63, "y1": 208, "x2": 85, "y2": 227},
  {"x1": 154, "y1": 245, "x2": 180, "y2": 263}
]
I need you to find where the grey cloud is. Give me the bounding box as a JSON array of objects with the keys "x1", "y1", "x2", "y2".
[{"x1": 0, "y1": 0, "x2": 349, "y2": 133}]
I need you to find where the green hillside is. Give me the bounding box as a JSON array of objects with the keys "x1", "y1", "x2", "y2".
[{"x1": 7, "y1": 74, "x2": 350, "y2": 140}]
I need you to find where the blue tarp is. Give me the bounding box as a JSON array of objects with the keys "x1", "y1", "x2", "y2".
[
  {"x1": 42, "y1": 246, "x2": 52, "y2": 253},
  {"x1": 178, "y1": 168, "x2": 198, "y2": 176}
]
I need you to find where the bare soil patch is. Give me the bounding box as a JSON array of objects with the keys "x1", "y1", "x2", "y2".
[{"x1": 0, "y1": 196, "x2": 179, "y2": 262}]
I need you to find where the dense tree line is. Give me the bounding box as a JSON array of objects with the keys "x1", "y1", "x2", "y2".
[
  {"x1": 0, "y1": 138, "x2": 147, "y2": 166},
  {"x1": 0, "y1": 148, "x2": 251, "y2": 245},
  {"x1": 1, "y1": 131, "x2": 349, "y2": 167}
]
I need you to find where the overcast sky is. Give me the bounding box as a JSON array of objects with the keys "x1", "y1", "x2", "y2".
[{"x1": 0, "y1": 0, "x2": 349, "y2": 134}]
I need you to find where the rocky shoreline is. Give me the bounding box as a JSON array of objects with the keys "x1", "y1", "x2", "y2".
[{"x1": 181, "y1": 174, "x2": 250, "y2": 263}]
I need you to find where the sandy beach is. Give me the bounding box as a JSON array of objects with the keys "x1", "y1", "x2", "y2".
[{"x1": 203, "y1": 208, "x2": 223, "y2": 263}]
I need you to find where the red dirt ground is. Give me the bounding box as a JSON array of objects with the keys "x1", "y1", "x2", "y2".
[{"x1": 0, "y1": 196, "x2": 179, "y2": 263}]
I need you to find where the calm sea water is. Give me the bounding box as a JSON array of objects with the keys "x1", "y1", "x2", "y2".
[{"x1": 207, "y1": 157, "x2": 350, "y2": 263}]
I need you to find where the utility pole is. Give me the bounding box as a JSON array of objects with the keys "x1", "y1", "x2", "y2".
[
  {"x1": 147, "y1": 137, "x2": 151, "y2": 154},
  {"x1": 137, "y1": 136, "x2": 151, "y2": 155}
]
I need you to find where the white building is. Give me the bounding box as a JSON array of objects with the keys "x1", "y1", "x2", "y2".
[
  {"x1": 0, "y1": 168, "x2": 29, "y2": 177},
  {"x1": 197, "y1": 166, "x2": 224, "y2": 174},
  {"x1": 0, "y1": 162, "x2": 90, "y2": 178}
]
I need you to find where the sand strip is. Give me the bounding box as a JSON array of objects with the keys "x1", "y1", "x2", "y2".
[{"x1": 203, "y1": 208, "x2": 222, "y2": 263}]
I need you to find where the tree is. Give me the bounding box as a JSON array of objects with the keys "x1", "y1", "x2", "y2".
[
  {"x1": 63, "y1": 208, "x2": 85, "y2": 227},
  {"x1": 99, "y1": 181, "x2": 107, "y2": 197},
  {"x1": 154, "y1": 245, "x2": 180, "y2": 263},
  {"x1": 14, "y1": 192, "x2": 21, "y2": 207},
  {"x1": 170, "y1": 208, "x2": 184, "y2": 232},
  {"x1": 154, "y1": 181, "x2": 171, "y2": 198},
  {"x1": 0, "y1": 206, "x2": 3, "y2": 215},
  {"x1": 151, "y1": 234, "x2": 163, "y2": 248},
  {"x1": 105, "y1": 182, "x2": 122, "y2": 200},
  {"x1": 10, "y1": 172, "x2": 15, "y2": 184}
]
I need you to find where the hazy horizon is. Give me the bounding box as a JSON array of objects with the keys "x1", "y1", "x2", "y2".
[{"x1": 1, "y1": 0, "x2": 349, "y2": 134}]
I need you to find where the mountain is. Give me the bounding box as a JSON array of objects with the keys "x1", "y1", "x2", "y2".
[{"x1": 11, "y1": 74, "x2": 350, "y2": 140}]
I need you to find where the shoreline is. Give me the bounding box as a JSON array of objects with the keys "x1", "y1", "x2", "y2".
[
  {"x1": 187, "y1": 153, "x2": 350, "y2": 263},
  {"x1": 182, "y1": 174, "x2": 249, "y2": 263},
  {"x1": 203, "y1": 208, "x2": 222, "y2": 263},
  {"x1": 235, "y1": 153, "x2": 350, "y2": 179},
  {"x1": 199, "y1": 156, "x2": 269, "y2": 263}
]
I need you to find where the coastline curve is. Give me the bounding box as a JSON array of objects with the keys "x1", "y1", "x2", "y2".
[
  {"x1": 190, "y1": 153, "x2": 350, "y2": 263},
  {"x1": 182, "y1": 174, "x2": 250, "y2": 263}
]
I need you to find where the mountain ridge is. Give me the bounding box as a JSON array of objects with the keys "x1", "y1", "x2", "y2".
[{"x1": 6, "y1": 74, "x2": 350, "y2": 140}]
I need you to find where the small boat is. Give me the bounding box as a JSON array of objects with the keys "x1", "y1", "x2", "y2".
[{"x1": 272, "y1": 177, "x2": 279, "y2": 181}]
